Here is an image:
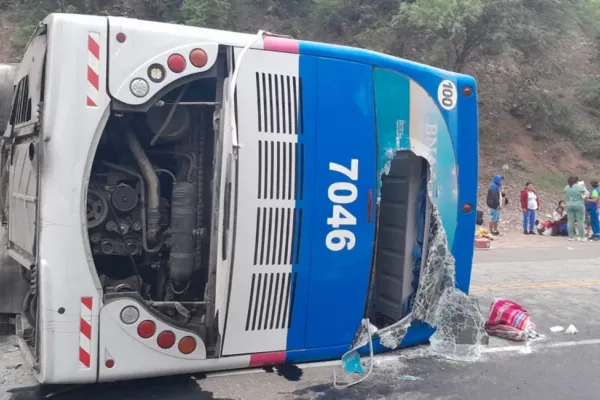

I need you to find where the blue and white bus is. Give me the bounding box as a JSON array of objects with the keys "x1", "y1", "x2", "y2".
[{"x1": 0, "y1": 14, "x2": 477, "y2": 383}]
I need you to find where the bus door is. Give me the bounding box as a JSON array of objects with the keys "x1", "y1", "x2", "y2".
[{"x1": 303, "y1": 58, "x2": 377, "y2": 349}]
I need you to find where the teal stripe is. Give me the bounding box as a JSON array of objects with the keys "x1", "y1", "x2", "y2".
[
  {"x1": 374, "y1": 67, "x2": 458, "y2": 248},
  {"x1": 373, "y1": 68, "x2": 411, "y2": 198}
]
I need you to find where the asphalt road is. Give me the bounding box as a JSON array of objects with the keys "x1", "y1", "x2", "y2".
[{"x1": 2, "y1": 242, "x2": 600, "y2": 400}]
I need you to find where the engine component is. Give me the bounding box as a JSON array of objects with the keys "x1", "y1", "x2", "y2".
[
  {"x1": 100, "y1": 274, "x2": 142, "y2": 294},
  {"x1": 125, "y1": 131, "x2": 161, "y2": 244},
  {"x1": 102, "y1": 162, "x2": 164, "y2": 253},
  {"x1": 111, "y1": 183, "x2": 138, "y2": 212},
  {"x1": 124, "y1": 234, "x2": 141, "y2": 255},
  {"x1": 106, "y1": 220, "x2": 119, "y2": 233},
  {"x1": 169, "y1": 182, "x2": 197, "y2": 288},
  {"x1": 119, "y1": 219, "x2": 132, "y2": 235},
  {"x1": 87, "y1": 188, "x2": 110, "y2": 229},
  {"x1": 100, "y1": 238, "x2": 119, "y2": 255},
  {"x1": 90, "y1": 232, "x2": 102, "y2": 244},
  {"x1": 96, "y1": 235, "x2": 142, "y2": 256},
  {"x1": 87, "y1": 177, "x2": 146, "y2": 257}
]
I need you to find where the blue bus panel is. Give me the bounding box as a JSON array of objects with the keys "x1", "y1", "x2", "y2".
[{"x1": 301, "y1": 57, "x2": 377, "y2": 350}]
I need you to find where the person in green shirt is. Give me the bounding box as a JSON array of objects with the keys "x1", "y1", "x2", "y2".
[{"x1": 564, "y1": 176, "x2": 587, "y2": 241}]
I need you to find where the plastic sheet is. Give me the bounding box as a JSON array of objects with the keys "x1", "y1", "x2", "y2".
[
  {"x1": 565, "y1": 325, "x2": 579, "y2": 335},
  {"x1": 341, "y1": 351, "x2": 365, "y2": 375}
]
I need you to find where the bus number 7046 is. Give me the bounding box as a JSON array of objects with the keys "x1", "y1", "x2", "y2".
[{"x1": 326, "y1": 159, "x2": 359, "y2": 252}]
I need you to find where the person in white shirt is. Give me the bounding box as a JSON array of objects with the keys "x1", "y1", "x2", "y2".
[{"x1": 520, "y1": 182, "x2": 540, "y2": 234}]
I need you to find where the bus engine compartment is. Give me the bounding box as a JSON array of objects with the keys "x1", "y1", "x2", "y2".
[{"x1": 86, "y1": 77, "x2": 219, "y2": 341}]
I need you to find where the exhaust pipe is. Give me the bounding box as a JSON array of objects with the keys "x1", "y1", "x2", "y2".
[{"x1": 124, "y1": 131, "x2": 161, "y2": 244}]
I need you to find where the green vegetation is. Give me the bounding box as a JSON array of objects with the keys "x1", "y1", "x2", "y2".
[
  {"x1": 532, "y1": 170, "x2": 568, "y2": 194},
  {"x1": 2, "y1": 0, "x2": 600, "y2": 157}
]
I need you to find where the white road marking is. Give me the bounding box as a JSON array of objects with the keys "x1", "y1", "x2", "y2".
[
  {"x1": 205, "y1": 339, "x2": 600, "y2": 379},
  {"x1": 481, "y1": 338, "x2": 600, "y2": 354}
]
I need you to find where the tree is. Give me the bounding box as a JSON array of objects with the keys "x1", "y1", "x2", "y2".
[
  {"x1": 395, "y1": 0, "x2": 523, "y2": 72},
  {"x1": 180, "y1": 0, "x2": 235, "y2": 30}
]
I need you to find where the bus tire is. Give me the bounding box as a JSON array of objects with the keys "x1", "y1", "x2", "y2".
[{"x1": 22, "y1": 288, "x2": 37, "y2": 328}]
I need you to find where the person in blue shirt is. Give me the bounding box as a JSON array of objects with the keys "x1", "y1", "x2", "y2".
[
  {"x1": 585, "y1": 180, "x2": 600, "y2": 240},
  {"x1": 486, "y1": 174, "x2": 507, "y2": 235}
]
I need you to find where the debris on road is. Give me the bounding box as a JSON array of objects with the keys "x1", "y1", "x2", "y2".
[
  {"x1": 484, "y1": 298, "x2": 540, "y2": 341},
  {"x1": 399, "y1": 375, "x2": 423, "y2": 381},
  {"x1": 565, "y1": 324, "x2": 579, "y2": 335},
  {"x1": 476, "y1": 227, "x2": 495, "y2": 240},
  {"x1": 550, "y1": 326, "x2": 564, "y2": 333},
  {"x1": 475, "y1": 227, "x2": 493, "y2": 250},
  {"x1": 475, "y1": 238, "x2": 492, "y2": 249},
  {"x1": 341, "y1": 350, "x2": 365, "y2": 375}
]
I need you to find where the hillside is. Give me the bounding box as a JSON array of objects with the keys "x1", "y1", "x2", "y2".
[{"x1": 2, "y1": 0, "x2": 600, "y2": 232}]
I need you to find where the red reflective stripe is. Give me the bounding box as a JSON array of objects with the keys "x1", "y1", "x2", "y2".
[
  {"x1": 80, "y1": 318, "x2": 92, "y2": 340},
  {"x1": 86, "y1": 97, "x2": 97, "y2": 107},
  {"x1": 79, "y1": 347, "x2": 91, "y2": 367},
  {"x1": 81, "y1": 297, "x2": 93, "y2": 310},
  {"x1": 249, "y1": 351, "x2": 286, "y2": 367},
  {"x1": 262, "y1": 36, "x2": 299, "y2": 54},
  {"x1": 88, "y1": 35, "x2": 100, "y2": 59},
  {"x1": 87, "y1": 67, "x2": 99, "y2": 90}
]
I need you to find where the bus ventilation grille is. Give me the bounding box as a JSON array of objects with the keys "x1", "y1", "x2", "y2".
[
  {"x1": 245, "y1": 272, "x2": 298, "y2": 331},
  {"x1": 253, "y1": 207, "x2": 302, "y2": 265},
  {"x1": 257, "y1": 140, "x2": 304, "y2": 200},
  {"x1": 255, "y1": 72, "x2": 304, "y2": 135}
]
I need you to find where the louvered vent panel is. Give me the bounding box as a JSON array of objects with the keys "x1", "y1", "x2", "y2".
[
  {"x1": 253, "y1": 207, "x2": 303, "y2": 265},
  {"x1": 257, "y1": 140, "x2": 304, "y2": 200},
  {"x1": 245, "y1": 272, "x2": 298, "y2": 331},
  {"x1": 255, "y1": 72, "x2": 304, "y2": 135}
]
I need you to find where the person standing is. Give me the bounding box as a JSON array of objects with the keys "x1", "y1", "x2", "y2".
[
  {"x1": 520, "y1": 182, "x2": 540, "y2": 235},
  {"x1": 486, "y1": 174, "x2": 507, "y2": 235},
  {"x1": 564, "y1": 176, "x2": 587, "y2": 241},
  {"x1": 585, "y1": 180, "x2": 600, "y2": 240}
]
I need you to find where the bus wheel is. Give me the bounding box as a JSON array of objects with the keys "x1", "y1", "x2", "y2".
[{"x1": 22, "y1": 288, "x2": 37, "y2": 328}]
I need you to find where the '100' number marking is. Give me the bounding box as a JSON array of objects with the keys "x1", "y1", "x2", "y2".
[{"x1": 326, "y1": 159, "x2": 358, "y2": 251}]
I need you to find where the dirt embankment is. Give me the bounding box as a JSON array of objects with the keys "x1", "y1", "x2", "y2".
[{"x1": 474, "y1": 30, "x2": 600, "y2": 235}]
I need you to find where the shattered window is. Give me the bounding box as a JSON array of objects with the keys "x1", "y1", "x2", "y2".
[{"x1": 336, "y1": 190, "x2": 487, "y2": 387}]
